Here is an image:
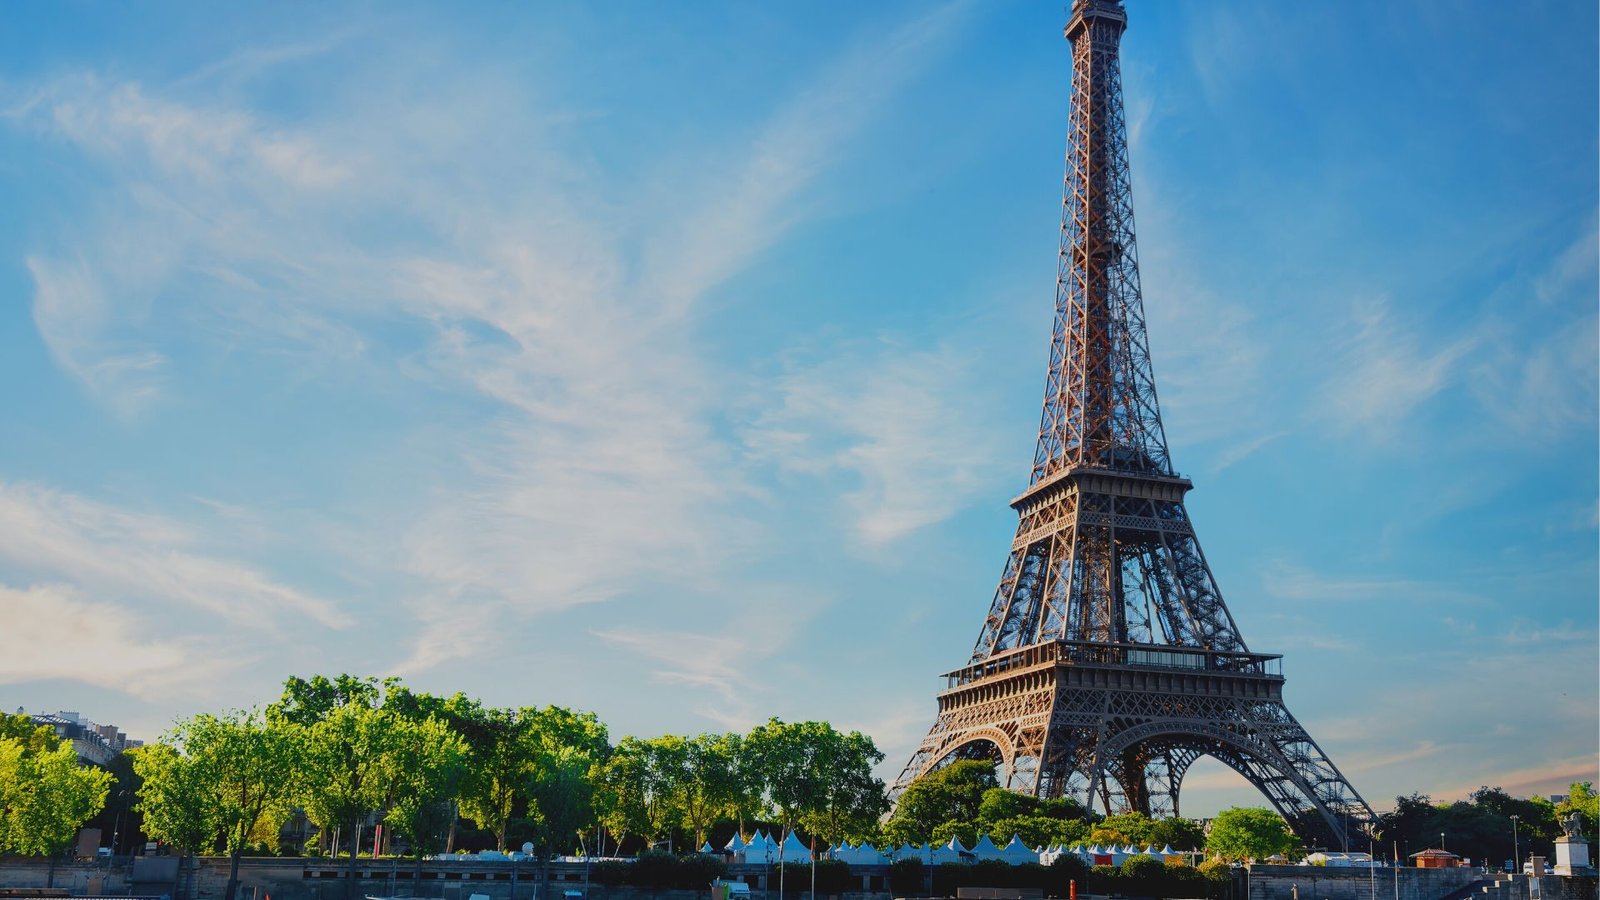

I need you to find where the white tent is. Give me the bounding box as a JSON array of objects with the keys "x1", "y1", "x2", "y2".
[
  {"x1": 998, "y1": 836, "x2": 1039, "y2": 865},
  {"x1": 933, "y1": 837, "x2": 969, "y2": 864},
  {"x1": 833, "y1": 843, "x2": 886, "y2": 866},
  {"x1": 700, "y1": 842, "x2": 716, "y2": 855},
  {"x1": 737, "y1": 831, "x2": 773, "y2": 864},
  {"x1": 725, "y1": 833, "x2": 748, "y2": 854},
  {"x1": 779, "y1": 831, "x2": 811, "y2": 862},
  {"x1": 970, "y1": 835, "x2": 1002, "y2": 861}
]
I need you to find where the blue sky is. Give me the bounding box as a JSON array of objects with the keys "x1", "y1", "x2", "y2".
[{"x1": 0, "y1": 0, "x2": 1595, "y2": 817}]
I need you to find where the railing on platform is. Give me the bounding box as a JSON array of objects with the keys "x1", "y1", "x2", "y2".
[{"x1": 944, "y1": 640, "x2": 1283, "y2": 689}]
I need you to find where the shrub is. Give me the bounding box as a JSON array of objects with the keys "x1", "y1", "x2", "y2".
[
  {"x1": 591, "y1": 860, "x2": 630, "y2": 886},
  {"x1": 1119, "y1": 855, "x2": 1166, "y2": 879},
  {"x1": 1086, "y1": 864, "x2": 1117, "y2": 895},
  {"x1": 675, "y1": 854, "x2": 728, "y2": 889},
  {"x1": 889, "y1": 857, "x2": 925, "y2": 896},
  {"x1": 812, "y1": 859, "x2": 854, "y2": 895},
  {"x1": 1011, "y1": 863, "x2": 1050, "y2": 889},
  {"x1": 971, "y1": 859, "x2": 1018, "y2": 887},
  {"x1": 1048, "y1": 852, "x2": 1087, "y2": 885},
  {"x1": 774, "y1": 862, "x2": 812, "y2": 895},
  {"x1": 631, "y1": 850, "x2": 679, "y2": 888},
  {"x1": 1197, "y1": 857, "x2": 1232, "y2": 880},
  {"x1": 932, "y1": 862, "x2": 974, "y2": 895}
]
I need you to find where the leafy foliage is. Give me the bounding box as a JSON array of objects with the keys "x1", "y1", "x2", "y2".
[
  {"x1": 0, "y1": 735, "x2": 112, "y2": 857},
  {"x1": 1376, "y1": 786, "x2": 1569, "y2": 866},
  {"x1": 1204, "y1": 807, "x2": 1297, "y2": 861}
]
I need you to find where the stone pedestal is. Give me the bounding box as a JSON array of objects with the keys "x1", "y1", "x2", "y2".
[{"x1": 1553, "y1": 836, "x2": 1592, "y2": 875}]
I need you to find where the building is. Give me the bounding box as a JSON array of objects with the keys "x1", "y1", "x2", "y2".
[{"x1": 18, "y1": 708, "x2": 144, "y2": 767}]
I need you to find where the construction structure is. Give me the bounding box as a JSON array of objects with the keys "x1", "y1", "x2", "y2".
[{"x1": 890, "y1": 0, "x2": 1374, "y2": 849}]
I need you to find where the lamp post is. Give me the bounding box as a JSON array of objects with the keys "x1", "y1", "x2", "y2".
[{"x1": 1511, "y1": 816, "x2": 1521, "y2": 872}]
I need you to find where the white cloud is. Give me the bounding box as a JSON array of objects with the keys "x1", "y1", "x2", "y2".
[
  {"x1": 0, "y1": 582, "x2": 219, "y2": 695},
  {"x1": 0, "y1": 481, "x2": 351, "y2": 630},
  {"x1": 1318, "y1": 295, "x2": 1479, "y2": 438},
  {"x1": 745, "y1": 340, "x2": 1006, "y2": 547},
  {"x1": 646, "y1": 2, "x2": 968, "y2": 314},
  {"x1": 27, "y1": 257, "x2": 167, "y2": 419},
  {"x1": 6, "y1": 3, "x2": 973, "y2": 683}
]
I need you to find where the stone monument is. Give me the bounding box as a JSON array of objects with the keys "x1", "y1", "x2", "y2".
[{"x1": 1553, "y1": 812, "x2": 1594, "y2": 876}]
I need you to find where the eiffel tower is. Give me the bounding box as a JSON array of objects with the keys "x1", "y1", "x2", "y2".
[{"x1": 890, "y1": 0, "x2": 1373, "y2": 848}]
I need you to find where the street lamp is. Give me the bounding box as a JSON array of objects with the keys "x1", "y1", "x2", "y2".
[{"x1": 1511, "y1": 816, "x2": 1520, "y2": 872}]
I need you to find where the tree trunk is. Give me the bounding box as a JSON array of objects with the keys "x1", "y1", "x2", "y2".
[
  {"x1": 346, "y1": 817, "x2": 362, "y2": 900},
  {"x1": 46, "y1": 852, "x2": 56, "y2": 888},
  {"x1": 412, "y1": 855, "x2": 424, "y2": 899},
  {"x1": 225, "y1": 848, "x2": 243, "y2": 900}
]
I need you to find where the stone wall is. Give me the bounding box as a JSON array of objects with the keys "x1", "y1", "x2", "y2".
[
  {"x1": 1242, "y1": 866, "x2": 1598, "y2": 900},
  {"x1": 2, "y1": 859, "x2": 1593, "y2": 900},
  {"x1": 0, "y1": 859, "x2": 889, "y2": 900}
]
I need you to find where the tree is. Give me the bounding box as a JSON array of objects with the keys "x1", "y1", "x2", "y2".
[
  {"x1": 161, "y1": 712, "x2": 302, "y2": 900},
  {"x1": 130, "y1": 744, "x2": 215, "y2": 856},
  {"x1": 527, "y1": 745, "x2": 599, "y2": 893},
  {"x1": 1558, "y1": 782, "x2": 1598, "y2": 832},
  {"x1": 1205, "y1": 807, "x2": 1296, "y2": 862},
  {"x1": 883, "y1": 760, "x2": 998, "y2": 845},
  {"x1": 986, "y1": 814, "x2": 1087, "y2": 849},
  {"x1": 745, "y1": 720, "x2": 820, "y2": 836},
  {"x1": 635, "y1": 735, "x2": 687, "y2": 848},
  {"x1": 382, "y1": 715, "x2": 467, "y2": 863},
  {"x1": 0, "y1": 735, "x2": 112, "y2": 883},
  {"x1": 597, "y1": 744, "x2": 651, "y2": 851},
  {"x1": 297, "y1": 703, "x2": 404, "y2": 895},
  {"x1": 458, "y1": 708, "x2": 544, "y2": 851},
  {"x1": 677, "y1": 734, "x2": 738, "y2": 848},
  {"x1": 273, "y1": 674, "x2": 384, "y2": 726},
  {"x1": 796, "y1": 725, "x2": 888, "y2": 847}
]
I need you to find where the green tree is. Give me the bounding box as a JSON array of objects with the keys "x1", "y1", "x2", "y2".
[
  {"x1": 1558, "y1": 782, "x2": 1598, "y2": 831},
  {"x1": 985, "y1": 814, "x2": 1087, "y2": 849},
  {"x1": 130, "y1": 744, "x2": 215, "y2": 855},
  {"x1": 1204, "y1": 807, "x2": 1296, "y2": 862},
  {"x1": 597, "y1": 744, "x2": 651, "y2": 851},
  {"x1": 882, "y1": 760, "x2": 998, "y2": 845},
  {"x1": 1146, "y1": 817, "x2": 1206, "y2": 851},
  {"x1": 678, "y1": 734, "x2": 738, "y2": 847},
  {"x1": 527, "y1": 744, "x2": 599, "y2": 892},
  {"x1": 273, "y1": 674, "x2": 384, "y2": 726},
  {"x1": 795, "y1": 725, "x2": 888, "y2": 847},
  {"x1": 164, "y1": 712, "x2": 302, "y2": 900},
  {"x1": 745, "y1": 719, "x2": 819, "y2": 838},
  {"x1": 297, "y1": 703, "x2": 402, "y2": 893},
  {"x1": 635, "y1": 735, "x2": 687, "y2": 847},
  {"x1": 382, "y1": 715, "x2": 468, "y2": 864},
  {"x1": 0, "y1": 736, "x2": 112, "y2": 883}
]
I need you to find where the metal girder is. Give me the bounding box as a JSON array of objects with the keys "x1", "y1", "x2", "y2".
[{"x1": 893, "y1": 0, "x2": 1374, "y2": 850}]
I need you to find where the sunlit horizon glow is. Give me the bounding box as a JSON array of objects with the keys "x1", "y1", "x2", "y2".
[{"x1": 0, "y1": 1, "x2": 1595, "y2": 818}]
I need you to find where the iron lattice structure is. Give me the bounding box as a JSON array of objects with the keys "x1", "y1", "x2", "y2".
[{"x1": 891, "y1": 0, "x2": 1374, "y2": 848}]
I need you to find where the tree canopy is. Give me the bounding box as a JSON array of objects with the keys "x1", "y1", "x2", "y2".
[{"x1": 1204, "y1": 807, "x2": 1297, "y2": 861}]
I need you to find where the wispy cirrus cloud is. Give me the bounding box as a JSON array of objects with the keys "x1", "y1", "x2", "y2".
[
  {"x1": 0, "y1": 583, "x2": 225, "y2": 695},
  {"x1": 744, "y1": 339, "x2": 1007, "y2": 547},
  {"x1": 0, "y1": 481, "x2": 351, "y2": 630},
  {"x1": 1317, "y1": 294, "x2": 1480, "y2": 439},
  {"x1": 6, "y1": 4, "x2": 974, "y2": 687}
]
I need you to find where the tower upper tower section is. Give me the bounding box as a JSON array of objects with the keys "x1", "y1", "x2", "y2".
[{"x1": 1033, "y1": 0, "x2": 1170, "y2": 487}]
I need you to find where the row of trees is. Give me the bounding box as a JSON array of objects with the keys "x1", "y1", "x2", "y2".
[
  {"x1": 1374, "y1": 784, "x2": 1597, "y2": 866},
  {"x1": 883, "y1": 760, "x2": 1208, "y2": 852},
  {"x1": 120, "y1": 675, "x2": 888, "y2": 900}
]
